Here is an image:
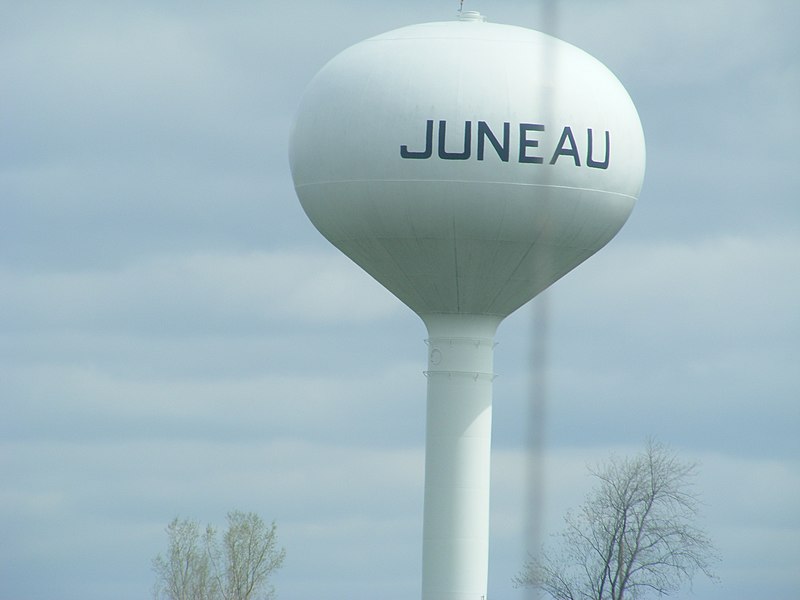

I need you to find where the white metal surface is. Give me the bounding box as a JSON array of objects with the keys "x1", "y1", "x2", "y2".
[
  {"x1": 422, "y1": 313, "x2": 499, "y2": 600},
  {"x1": 289, "y1": 12, "x2": 645, "y2": 600},
  {"x1": 290, "y1": 15, "x2": 645, "y2": 318}
]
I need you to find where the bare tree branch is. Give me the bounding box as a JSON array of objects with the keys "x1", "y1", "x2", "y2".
[
  {"x1": 515, "y1": 440, "x2": 718, "y2": 600},
  {"x1": 153, "y1": 511, "x2": 285, "y2": 600}
]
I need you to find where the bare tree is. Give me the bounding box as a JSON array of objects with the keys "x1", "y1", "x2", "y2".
[
  {"x1": 515, "y1": 440, "x2": 718, "y2": 600},
  {"x1": 152, "y1": 518, "x2": 218, "y2": 600},
  {"x1": 153, "y1": 511, "x2": 285, "y2": 600},
  {"x1": 215, "y1": 511, "x2": 286, "y2": 600}
]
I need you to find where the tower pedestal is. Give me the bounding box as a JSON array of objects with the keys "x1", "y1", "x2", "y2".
[{"x1": 421, "y1": 314, "x2": 501, "y2": 600}]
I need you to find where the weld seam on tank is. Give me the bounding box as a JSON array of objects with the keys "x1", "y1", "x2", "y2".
[
  {"x1": 294, "y1": 180, "x2": 639, "y2": 200},
  {"x1": 423, "y1": 371, "x2": 496, "y2": 382},
  {"x1": 424, "y1": 336, "x2": 494, "y2": 347}
]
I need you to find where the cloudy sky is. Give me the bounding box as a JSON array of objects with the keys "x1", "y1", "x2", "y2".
[{"x1": 2, "y1": 1, "x2": 798, "y2": 599}]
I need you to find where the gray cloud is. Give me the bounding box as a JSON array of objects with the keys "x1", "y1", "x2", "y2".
[{"x1": 2, "y1": 1, "x2": 798, "y2": 599}]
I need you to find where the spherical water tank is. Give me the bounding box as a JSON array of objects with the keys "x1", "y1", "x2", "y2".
[{"x1": 289, "y1": 12, "x2": 645, "y2": 319}]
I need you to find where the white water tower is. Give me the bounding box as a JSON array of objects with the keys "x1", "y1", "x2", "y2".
[{"x1": 289, "y1": 11, "x2": 645, "y2": 600}]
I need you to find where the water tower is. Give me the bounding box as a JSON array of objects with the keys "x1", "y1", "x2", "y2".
[{"x1": 289, "y1": 11, "x2": 645, "y2": 600}]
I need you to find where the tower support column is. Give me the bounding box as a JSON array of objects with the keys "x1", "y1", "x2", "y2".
[{"x1": 420, "y1": 313, "x2": 501, "y2": 600}]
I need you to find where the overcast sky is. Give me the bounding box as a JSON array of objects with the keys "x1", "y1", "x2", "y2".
[{"x1": 2, "y1": 1, "x2": 798, "y2": 599}]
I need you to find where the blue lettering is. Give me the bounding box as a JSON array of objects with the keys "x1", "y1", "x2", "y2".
[
  {"x1": 400, "y1": 119, "x2": 434, "y2": 159},
  {"x1": 477, "y1": 121, "x2": 510, "y2": 162},
  {"x1": 438, "y1": 120, "x2": 472, "y2": 160},
  {"x1": 550, "y1": 126, "x2": 581, "y2": 166},
  {"x1": 518, "y1": 123, "x2": 545, "y2": 164},
  {"x1": 400, "y1": 120, "x2": 611, "y2": 169},
  {"x1": 586, "y1": 129, "x2": 610, "y2": 169}
]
